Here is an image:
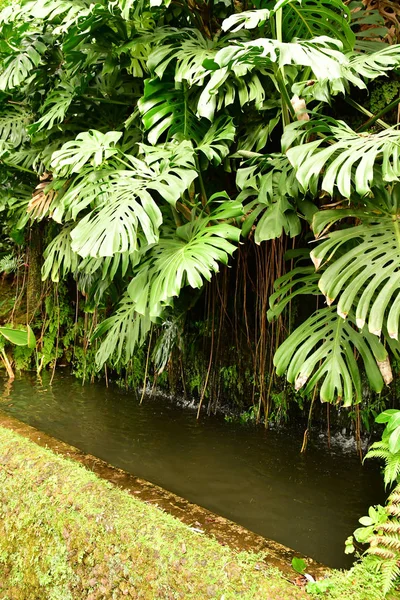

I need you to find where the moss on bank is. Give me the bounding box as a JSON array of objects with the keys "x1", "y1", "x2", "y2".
[{"x1": 0, "y1": 426, "x2": 304, "y2": 600}]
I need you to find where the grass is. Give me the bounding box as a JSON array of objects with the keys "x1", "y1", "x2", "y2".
[{"x1": 0, "y1": 426, "x2": 305, "y2": 600}]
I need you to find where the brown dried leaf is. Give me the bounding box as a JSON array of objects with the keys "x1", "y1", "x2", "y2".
[{"x1": 377, "y1": 357, "x2": 393, "y2": 385}]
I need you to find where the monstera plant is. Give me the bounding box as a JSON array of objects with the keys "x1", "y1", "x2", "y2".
[{"x1": 0, "y1": 0, "x2": 400, "y2": 407}]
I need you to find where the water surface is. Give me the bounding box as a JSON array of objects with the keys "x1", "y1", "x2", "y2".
[{"x1": 0, "y1": 373, "x2": 384, "y2": 568}]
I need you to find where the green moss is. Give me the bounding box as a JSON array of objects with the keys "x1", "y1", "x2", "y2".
[{"x1": 0, "y1": 426, "x2": 304, "y2": 600}]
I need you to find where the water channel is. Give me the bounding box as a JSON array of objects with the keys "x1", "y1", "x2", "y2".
[{"x1": 0, "y1": 372, "x2": 385, "y2": 569}]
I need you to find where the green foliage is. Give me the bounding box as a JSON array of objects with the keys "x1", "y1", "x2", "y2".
[
  {"x1": 366, "y1": 410, "x2": 400, "y2": 487},
  {"x1": 0, "y1": 253, "x2": 22, "y2": 274},
  {"x1": 291, "y1": 556, "x2": 307, "y2": 575},
  {"x1": 0, "y1": 325, "x2": 35, "y2": 348},
  {"x1": 340, "y1": 411, "x2": 400, "y2": 597},
  {"x1": 1, "y1": 0, "x2": 400, "y2": 413}
]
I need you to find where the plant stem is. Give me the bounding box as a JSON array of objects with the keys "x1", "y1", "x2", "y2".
[
  {"x1": 273, "y1": 9, "x2": 294, "y2": 127},
  {"x1": 82, "y1": 95, "x2": 132, "y2": 106},
  {"x1": 344, "y1": 97, "x2": 390, "y2": 130},
  {"x1": 1, "y1": 349, "x2": 14, "y2": 380},
  {"x1": 195, "y1": 154, "x2": 209, "y2": 210},
  {"x1": 357, "y1": 96, "x2": 400, "y2": 132}
]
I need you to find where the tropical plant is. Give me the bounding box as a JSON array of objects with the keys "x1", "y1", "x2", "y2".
[
  {"x1": 1, "y1": 0, "x2": 400, "y2": 416},
  {"x1": 343, "y1": 410, "x2": 400, "y2": 597},
  {"x1": 0, "y1": 325, "x2": 36, "y2": 379}
]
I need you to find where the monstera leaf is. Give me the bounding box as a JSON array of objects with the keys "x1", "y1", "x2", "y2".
[
  {"x1": 51, "y1": 130, "x2": 123, "y2": 176},
  {"x1": 285, "y1": 119, "x2": 400, "y2": 198},
  {"x1": 146, "y1": 29, "x2": 217, "y2": 85},
  {"x1": 94, "y1": 199, "x2": 242, "y2": 366},
  {"x1": 269, "y1": 250, "x2": 397, "y2": 405},
  {"x1": 139, "y1": 78, "x2": 235, "y2": 163},
  {"x1": 42, "y1": 226, "x2": 79, "y2": 282},
  {"x1": 127, "y1": 200, "x2": 242, "y2": 320},
  {"x1": 31, "y1": 85, "x2": 75, "y2": 132},
  {"x1": 237, "y1": 154, "x2": 315, "y2": 242},
  {"x1": 0, "y1": 105, "x2": 31, "y2": 148},
  {"x1": 310, "y1": 197, "x2": 400, "y2": 339},
  {"x1": 67, "y1": 146, "x2": 198, "y2": 257},
  {"x1": 274, "y1": 306, "x2": 388, "y2": 405},
  {"x1": 222, "y1": 9, "x2": 272, "y2": 33},
  {"x1": 138, "y1": 78, "x2": 205, "y2": 145},
  {"x1": 12, "y1": 0, "x2": 86, "y2": 22},
  {"x1": 0, "y1": 38, "x2": 47, "y2": 91},
  {"x1": 222, "y1": 1, "x2": 354, "y2": 49},
  {"x1": 275, "y1": 0, "x2": 354, "y2": 48},
  {"x1": 267, "y1": 263, "x2": 320, "y2": 320},
  {"x1": 196, "y1": 116, "x2": 235, "y2": 166},
  {"x1": 93, "y1": 294, "x2": 152, "y2": 367}
]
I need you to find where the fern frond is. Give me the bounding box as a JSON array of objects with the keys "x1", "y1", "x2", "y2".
[
  {"x1": 380, "y1": 558, "x2": 400, "y2": 595},
  {"x1": 380, "y1": 519, "x2": 400, "y2": 533},
  {"x1": 372, "y1": 534, "x2": 400, "y2": 550},
  {"x1": 368, "y1": 546, "x2": 397, "y2": 559},
  {"x1": 366, "y1": 440, "x2": 400, "y2": 487},
  {"x1": 364, "y1": 483, "x2": 400, "y2": 595},
  {"x1": 387, "y1": 505, "x2": 400, "y2": 518}
]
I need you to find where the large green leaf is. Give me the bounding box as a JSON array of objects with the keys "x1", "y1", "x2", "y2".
[
  {"x1": 0, "y1": 105, "x2": 31, "y2": 148},
  {"x1": 203, "y1": 37, "x2": 400, "y2": 116},
  {"x1": 128, "y1": 200, "x2": 242, "y2": 320},
  {"x1": 237, "y1": 155, "x2": 315, "y2": 242},
  {"x1": 275, "y1": 0, "x2": 354, "y2": 48},
  {"x1": 222, "y1": 1, "x2": 354, "y2": 50},
  {"x1": 196, "y1": 116, "x2": 235, "y2": 166},
  {"x1": 94, "y1": 200, "x2": 242, "y2": 366},
  {"x1": 222, "y1": 9, "x2": 272, "y2": 33},
  {"x1": 65, "y1": 143, "x2": 198, "y2": 257},
  {"x1": 30, "y1": 83, "x2": 76, "y2": 132},
  {"x1": 199, "y1": 37, "x2": 348, "y2": 119},
  {"x1": 285, "y1": 119, "x2": 400, "y2": 198},
  {"x1": 93, "y1": 295, "x2": 152, "y2": 367},
  {"x1": 51, "y1": 130, "x2": 123, "y2": 176},
  {"x1": 139, "y1": 78, "x2": 236, "y2": 162},
  {"x1": 138, "y1": 77, "x2": 204, "y2": 145},
  {"x1": 12, "y1": 0, "x2": 87, "y2": 23},
  {"x1": 310, "y1": 199, "x2": 400, "y2": 339},
  {"x1": 0, "y1": 326, "x2": 36, "y2": 348},
  {"x1": 267, "y1": 263, "x2": 320, "y2": 321},
  {"x1": 42, "y1": 226, "x2": 79, "y2": 282},
  {"x1": 0, "y1": 36, "x2": 47, "y2": 91},
  {"x1": 146, "y1": 29, "x2": 217, "y2": 86},
  {"x1": 274, "y1": 307, "x2": 387, "y2": 405}
]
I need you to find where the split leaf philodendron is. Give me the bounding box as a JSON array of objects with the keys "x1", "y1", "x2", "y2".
[{"x1": 1, "y1": 0, "x2": 400, "y2": 409}]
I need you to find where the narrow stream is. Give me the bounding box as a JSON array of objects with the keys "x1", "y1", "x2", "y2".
[{"x1": 0, "y1": 373, "x2": 385, "y2": 568}]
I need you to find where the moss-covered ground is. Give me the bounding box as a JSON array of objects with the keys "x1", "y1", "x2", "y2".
[{"x1": 0, "y1": 426, "x2": 306, "y2": 600}]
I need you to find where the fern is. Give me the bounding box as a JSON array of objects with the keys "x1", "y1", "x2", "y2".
[
  {"x1": 367, "y1": 482, "x2": 400, "y2": 595},
  {"x1": 366, "y1": 442, "x2": 400, "y2": 488},
  {"x1": 0, "y1": 253, "x2": 21, "y2": 274}
]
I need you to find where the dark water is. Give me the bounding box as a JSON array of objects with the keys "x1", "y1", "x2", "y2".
[{"x1": 0, "y1": 373, "x2": 385, "y2": 568}]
